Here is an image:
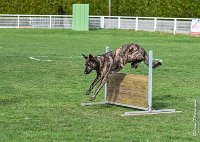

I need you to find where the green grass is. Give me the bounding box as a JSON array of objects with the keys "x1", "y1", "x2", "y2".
[{"x1": 0, "y1": 29, "x2": 200, "y2": 142}]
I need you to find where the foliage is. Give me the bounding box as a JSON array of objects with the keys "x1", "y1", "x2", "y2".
[{"x1": 0, "y1": 0, "x2": 200, "y2": 17}]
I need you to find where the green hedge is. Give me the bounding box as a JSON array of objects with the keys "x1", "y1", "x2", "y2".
[{"x1": 0, "y1": 0, "x2": 199, "y2": 18}]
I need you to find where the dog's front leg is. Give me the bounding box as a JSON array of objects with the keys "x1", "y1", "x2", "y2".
[
  {"x1": 90, "y1": 76, "x2": 108, "y2": 101},
  {"x1": 90, "y1": 67, "x2": 111, "y2": 101},
  {"x1": 85, "y1": 74, "x2": 101, "y2": 95},
  {"x1": 90, "y1": 62, "x2": 113, "y2": 101}
]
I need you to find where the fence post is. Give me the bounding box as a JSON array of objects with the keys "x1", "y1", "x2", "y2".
[
  {"x1": 49, "y1": 15, "x2": 52, "y2": 29},
  {"x1": 154, "y1": 17, "x2": 157, "y2": 32},
  {"x1": 173, "y1": 18, "x2": 177, "y2": 34},
  {"x1": 135, "y1": 17, "x2": 138, "y2": 31},
  {"x1": 100, "y1": 16, "x2": 104, "y2": 29},
  {"x1": 118, "y1": 16, "x2": 121, "y2": 29},
  {"x1": 17, "y1": 15, "x2": 20, "y2": 28}
]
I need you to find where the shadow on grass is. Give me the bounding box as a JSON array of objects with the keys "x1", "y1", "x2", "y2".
[
  {"x1": 0, "y1": 97, "x2": 21, "y2": 106},
  {"x1": 81, "y1": 103, "x2": 115, "y2": 110},
  {"x1": 81, "y1": 93, "x2": 185, "y2": 111},
  {"x1": 152, "y1": 94, "x2": 184, "y2": 109}
]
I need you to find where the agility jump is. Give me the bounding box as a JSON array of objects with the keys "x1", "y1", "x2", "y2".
[{"x1": 82, "y1": 47, "x2": 180, "y2": 116}]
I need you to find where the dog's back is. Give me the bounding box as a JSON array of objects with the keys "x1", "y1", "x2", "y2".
[{"x1": 113, "y1": 43, "x2": 161, "y2": 70}]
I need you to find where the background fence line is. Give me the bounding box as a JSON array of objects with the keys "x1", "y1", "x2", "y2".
[{"x1": 0, "y1": 14, "x2": 193, "y2": 34}]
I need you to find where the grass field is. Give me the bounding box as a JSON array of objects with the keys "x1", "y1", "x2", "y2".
[{"x1": 0, "y1": 29, "x2": 200, "y2": 142}]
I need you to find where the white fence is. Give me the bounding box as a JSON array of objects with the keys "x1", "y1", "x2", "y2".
[{"x1": 0, "y1": 14, "x2": 193, "y2": 34}]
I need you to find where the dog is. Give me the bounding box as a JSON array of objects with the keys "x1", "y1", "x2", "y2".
[{"x1": 82, "y1": 43, "x2": 161, "y2": 101}]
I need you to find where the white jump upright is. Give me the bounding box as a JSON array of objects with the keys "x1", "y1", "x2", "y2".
[
  {"x1": 104, "y1": 46, "x2": 110, "y2": 102},
  {"x1": 148, "y1": 50, "x2": 153, "y2": 112},
  {"x1": 122, "y1": 50, "x2": 180, "y2": 116}
]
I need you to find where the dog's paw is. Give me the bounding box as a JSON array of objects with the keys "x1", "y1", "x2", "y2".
[
  {"x1": 85, "y1": 90, "x2": 90, "y2": 95},
  {"x1": 90, "y1": 96, "x2": 95, "y2": 101},
  {"x1": 134, "y1": 65, "x2": 138, "y2": 69}
]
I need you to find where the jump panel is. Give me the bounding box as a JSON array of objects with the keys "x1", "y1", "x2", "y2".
[{"x1": 106, "y1": 73, "x2": 148, "y2": 109}]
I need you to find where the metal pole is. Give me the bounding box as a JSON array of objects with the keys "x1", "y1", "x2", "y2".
[
  {"x1": 108, "y1": 0, "x2": 111, "y2": 28},
  {"x1": 104, "y1": 46, "x2": 109, "y2": 101},
  {"x1": 148, "y1": 51, "x2": 153, "y2": 112},
  {"x1": 109, "y1": 0, "x2": 111, "y2": 16}
]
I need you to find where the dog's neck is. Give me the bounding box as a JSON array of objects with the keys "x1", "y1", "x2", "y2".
[
  {"x1": 94, "y1": 55, "x2": 108, "y2": 75},
  {"x1": 94, "y1": 56, "x2": 101, "y2": 70}
]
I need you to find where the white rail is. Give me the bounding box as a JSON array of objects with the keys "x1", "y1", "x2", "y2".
[{"x1": 0, "y1": 14, "x2": 193, "y2": 34}]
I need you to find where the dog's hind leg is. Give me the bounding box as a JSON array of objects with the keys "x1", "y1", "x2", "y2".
[
  {"x1": 143, "y1": 51, "x2": 162, "y2": 68},
  {"x1": 131, "y1": 60, "x2": 142, "y2": 69}
]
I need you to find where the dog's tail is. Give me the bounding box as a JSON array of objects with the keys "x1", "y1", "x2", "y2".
[{"x1": 143, "y1": 51, "x2": 162, "y2": 68}]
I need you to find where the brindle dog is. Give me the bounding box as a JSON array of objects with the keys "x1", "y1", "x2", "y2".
[{"x1": 82, "y1": 43, "x2": 161, "y2": 101}]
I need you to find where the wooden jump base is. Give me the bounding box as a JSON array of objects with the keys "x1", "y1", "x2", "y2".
[{"x1": 81, "y1": 47, "x2": 181, "y2": 116}]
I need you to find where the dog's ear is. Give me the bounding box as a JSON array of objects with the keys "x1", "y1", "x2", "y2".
[
  {"x1": 82, "y1": 54, "x2": 88, "y2": 59},
  {"x1": 89, "y1": 54, "x2": 95, "y2": 62}
]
